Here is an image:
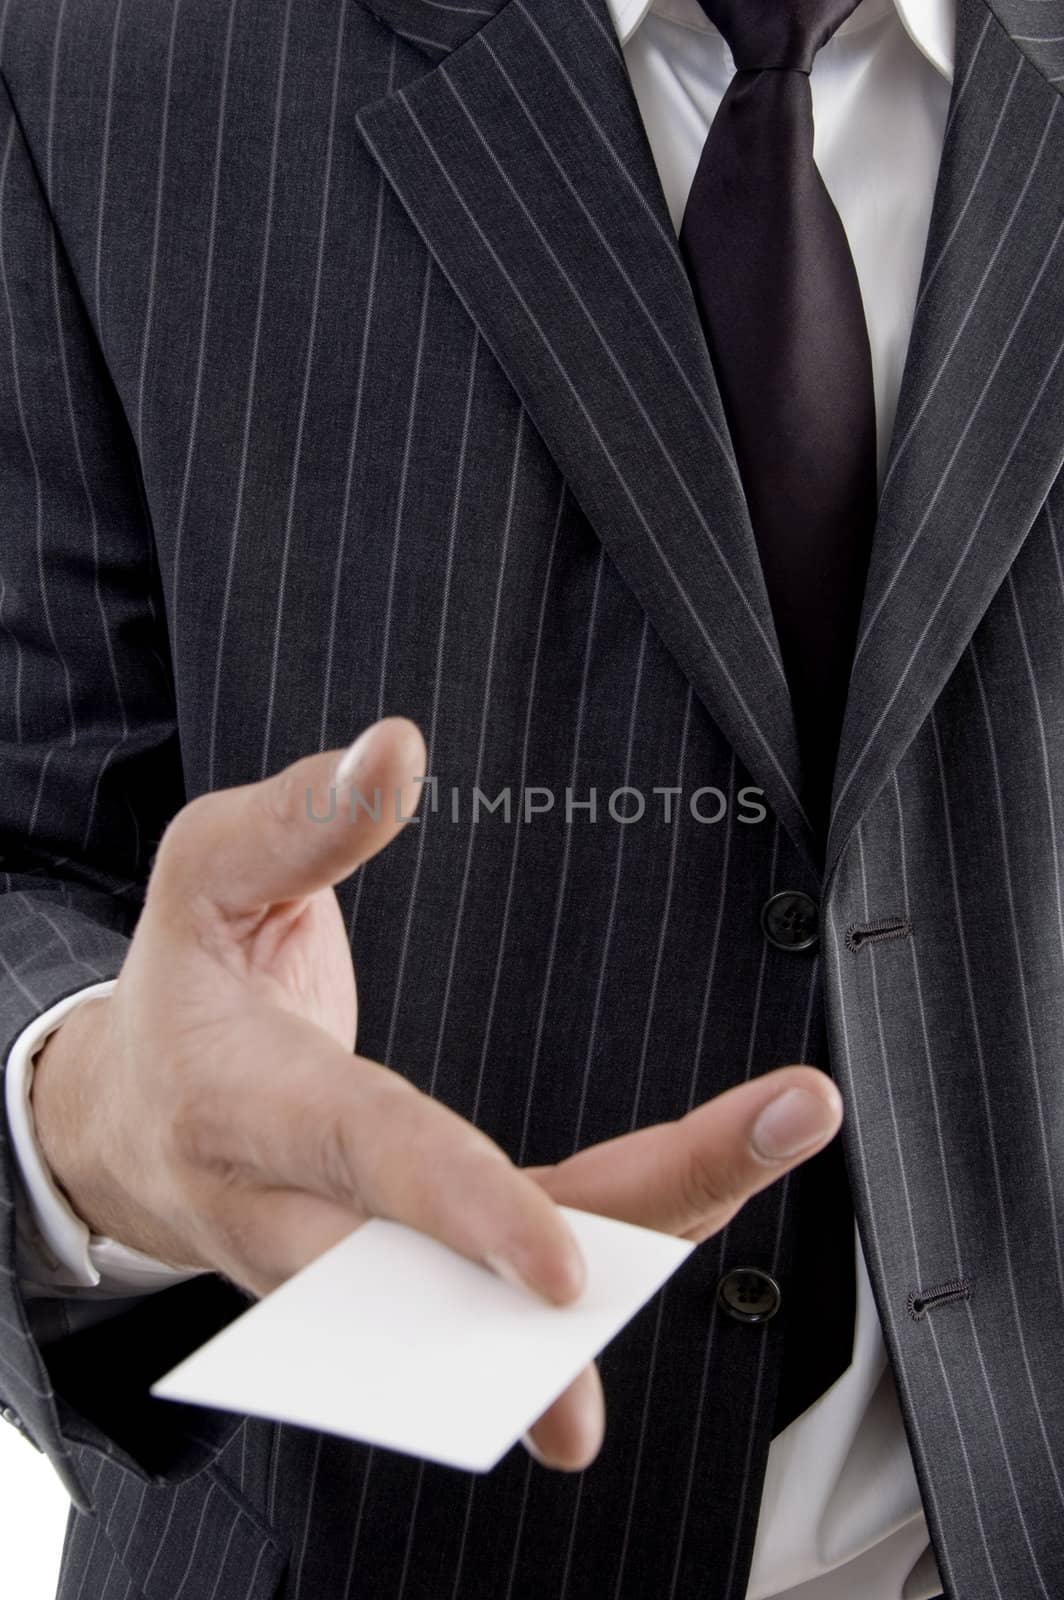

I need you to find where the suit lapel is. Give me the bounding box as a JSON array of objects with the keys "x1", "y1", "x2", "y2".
[
  {"x1": 353, "y1": 0, "x2": 815, "y2": 857},
  {"x1": 826, "y1": 0, "x2": 1064, "y2": 874},
  {"x1": 353, "y1": 0, "x2": 1064, "y2": 879}
]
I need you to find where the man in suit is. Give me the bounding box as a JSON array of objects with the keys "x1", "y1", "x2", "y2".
[{"x1": 1, "y1": 0, "x2": 1062, "y2": 1595}]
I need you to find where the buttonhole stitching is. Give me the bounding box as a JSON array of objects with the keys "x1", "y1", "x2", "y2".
[
  {"x1": 906, "y1": 1277, "x2": 971, "y2": 1321},
  {"x1": 845, "y1": 915, "x2": 912, "y2": 952}
]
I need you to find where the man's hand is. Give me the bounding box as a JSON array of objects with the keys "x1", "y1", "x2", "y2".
[
  {"x1": 29, "y1": 717, "x2": 842, "y2": 1473},
  {"x1": 520, "y1": 1066, "x2": 843, "y2": 1464}
]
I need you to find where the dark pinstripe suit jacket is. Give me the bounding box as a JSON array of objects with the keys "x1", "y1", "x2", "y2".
[{"x1": 0, "y1": 0, "x2": 1063, "y2": 1594}]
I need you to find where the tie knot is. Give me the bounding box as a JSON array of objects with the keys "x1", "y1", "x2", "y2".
[{"x1": 695, "y1": 0, "x2": 865, "y2": 74}]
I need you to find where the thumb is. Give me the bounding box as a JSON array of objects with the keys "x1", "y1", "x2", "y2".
[
  {"x1": 155, "y1": 717, "x2": 428, "y2": 916},
  {"x1": 530, "y1": 1066, "x2": 843, "y2": 1243}
]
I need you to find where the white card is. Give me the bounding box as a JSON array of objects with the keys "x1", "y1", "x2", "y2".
[{"x1": 152, "y1": 1207, "x2": 693, "y2": 1473}]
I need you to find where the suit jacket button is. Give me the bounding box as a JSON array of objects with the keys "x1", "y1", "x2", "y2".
[
  {"x1": 717, "y1": 1267, "x2": 782, "y2": 1323},
  {"x1": 761, "y1": 890, "x2": 819, "y2": 951}
]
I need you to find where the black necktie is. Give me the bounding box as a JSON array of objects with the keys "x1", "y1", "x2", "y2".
[
  {"x1": 679, "y1": 0, "x2": 877, "y2": 839},
  {"x1": 679, "y1": 0, "x2": 873, "y2": 1435}
]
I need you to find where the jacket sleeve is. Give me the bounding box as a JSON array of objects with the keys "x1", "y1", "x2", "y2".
[{"x1": 0, "y1": 71, "x2": 251, "y2": 1511}]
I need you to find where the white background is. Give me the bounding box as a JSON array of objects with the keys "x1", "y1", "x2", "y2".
[{"x1": 0, "y1": 1421, "x2": 69, "y2": 1597}]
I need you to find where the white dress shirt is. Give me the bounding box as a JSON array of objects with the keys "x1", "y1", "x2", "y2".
[{"x1": 4, "y1": 1, "x2": 953, "y2": 1594}]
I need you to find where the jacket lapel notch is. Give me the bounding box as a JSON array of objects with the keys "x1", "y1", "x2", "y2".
[{"x1": 355, "y1": 0, "x2": 502, "y2": 62}]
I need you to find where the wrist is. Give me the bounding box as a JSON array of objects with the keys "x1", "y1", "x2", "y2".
[
  {"x1": 31, "y1": 994, "x2": 117, "y2": 1236},
  {"x1": 30, "y1": 994, "x2": 213, "y2": 1272}
]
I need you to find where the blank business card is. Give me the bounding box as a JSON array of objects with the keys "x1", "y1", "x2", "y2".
[{"x1": 152, "y1": 1206, "x2": 693, "y2": 1473}]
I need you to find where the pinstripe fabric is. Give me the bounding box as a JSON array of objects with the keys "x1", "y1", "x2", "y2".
[
  {"x1": 828, "y1": 0, "x2": 1064, "y2": 870},
  {"x1": 0, "y1": 0, "x2": 1061, "y2": 1596},
  {"x1": 824, "y1": 495, "x2": 1064, "y2": 1600},
  {"x1": 357, "y1": 0, "x2": 814, "y2": 850}
]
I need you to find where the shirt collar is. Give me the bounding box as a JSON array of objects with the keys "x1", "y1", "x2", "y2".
[{"x1": 606, "y1": 0, "x2": 955, "y2": 81}]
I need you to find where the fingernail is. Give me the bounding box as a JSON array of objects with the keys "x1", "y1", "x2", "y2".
[
  {"x1": 334, "y1": 730, "x2": 370, "y2": 787},
  {"x1": 521, "y1": 1431, "x2": 550, "y2": 1466},
  {"x1": 751, "y1": 1086, "x2": 841, "y2": 1162}
]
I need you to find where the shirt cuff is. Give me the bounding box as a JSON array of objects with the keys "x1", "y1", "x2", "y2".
[{"x1": 5, "y1": 982, "x2": 208, "y2": 1299}]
